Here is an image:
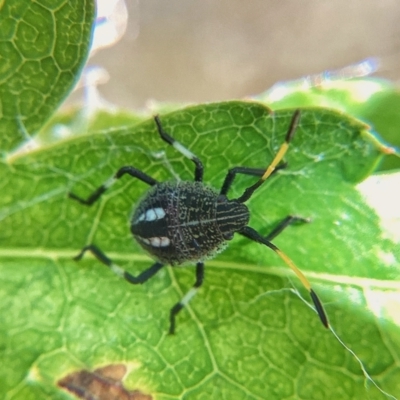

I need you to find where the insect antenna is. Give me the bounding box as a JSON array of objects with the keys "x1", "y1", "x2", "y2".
[
  {"x1": 236, "y1": 109, "x2": 301, "y2": 203},
  {"x1": 240, "y1": 226, "x2": 329, "y2": 328},
  {"x1": 236, "y1": 111, "x2": 329, "y2": 328},
  {"x1": 270, "y1": 241, "x2": 328, "y2": 328}
]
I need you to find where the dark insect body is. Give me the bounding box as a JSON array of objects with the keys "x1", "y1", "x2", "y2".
[
  {"x1": 69, "y1": 111, "x2": 328, "y2": 334},
  {"x1": 131, "y1": 181, "x2": 248, "y2": 265}
]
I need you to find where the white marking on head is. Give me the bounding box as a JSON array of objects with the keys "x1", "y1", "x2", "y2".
[
  {"x1": 150, "y1": 237, "x2": 161, "y2": 247},
  {"x1": 144, "y1": 207, "x2": 166, "y2": 222},
  {"x1": 135, "y1": 208, "x2": 166, "y2": 225},
  {"x1": 137, "y1": 235, "x2": 170, "y2": 247},
  {"x1": 154, "y1": 207, "x2": 166, "y2": 219},
  {"x1": 149, "y1": 236, "x2": 170, "y2": 247},
  {"x1": 145, "y1": 208, "x2": 157, "y2": 221},
  {"x1": 160, "y1": 237, "x2": 170, "y2": 247}
]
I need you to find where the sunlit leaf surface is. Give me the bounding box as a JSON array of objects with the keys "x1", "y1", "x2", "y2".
[{"x1": 1, "y1": 101, "x2": 399, "y2": 400}]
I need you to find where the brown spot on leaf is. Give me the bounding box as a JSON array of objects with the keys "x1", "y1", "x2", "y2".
[{"x1": 58, "y1": 364, "x2": 152, "y2": 400}]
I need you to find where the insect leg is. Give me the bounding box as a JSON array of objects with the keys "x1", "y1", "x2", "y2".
[
  {"x1": 69, "y1": 166, "x2": 158, "y2": 206},
  {"x1": 239, "y1": 226, "x2": 329, "y2": 328},
  {"x1": 74, "y1": 244, "x2": 164, "y2": 284},
  {"x1": 169, "y1": 262, "x2": 204, "y2": 334},
  {"x1": 264, "y1": 215, "x2": 310, "y2": 241},
  {"x1": 154, "y1": 115, "x2": 204, "y2": 182}
]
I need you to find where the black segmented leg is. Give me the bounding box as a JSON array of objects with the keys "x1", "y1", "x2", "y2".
[
  {"x1": 169, "y1": 262, "x2": 204, "y2": 334},
  {"x1": 239, "y1": 226, "x2": 329, "y2": 328},
  {"x1": 74, "y1": 244, "x2": 164, "y2": 284},
  {"x1": 264, "y1": 215, "x2": 311, "y2": 241},
  {"x1": 68, "y1": 166, "x2": 158, "y2": 206},
  {"x1": 154, "y1": 115, "x2": 204, "y2": 182}
]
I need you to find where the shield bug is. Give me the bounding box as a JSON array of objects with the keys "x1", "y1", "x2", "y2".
[{"x1": 69, "y1": 110, "x2": 328, "y2": 333}]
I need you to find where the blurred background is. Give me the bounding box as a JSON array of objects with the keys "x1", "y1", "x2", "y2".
[{"x1": 83, "y1": 0, "x2": 400, "y2": 109}]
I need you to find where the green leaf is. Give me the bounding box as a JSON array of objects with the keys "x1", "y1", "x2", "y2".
[
  {"x1": 257, "y1": 78, "x2": 400, "y2": 171},
  {"x1": 1, "y1": 101, "x2": 399, "y2": 399},
  {"x1": 0, "y1": 0, "x2": 95, "y2": 153},
  {"x1": 35, "y1": 107, "x2": 147, "y2": 146}
]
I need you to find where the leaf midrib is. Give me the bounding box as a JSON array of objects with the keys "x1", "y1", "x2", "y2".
[{"x1": 3, "y1": 247, "x2": 399, "y2": 289}]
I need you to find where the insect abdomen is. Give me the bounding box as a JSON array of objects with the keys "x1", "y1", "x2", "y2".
[{"x1": 131, "y1": 181, "x2": 248, "y2": 265}]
